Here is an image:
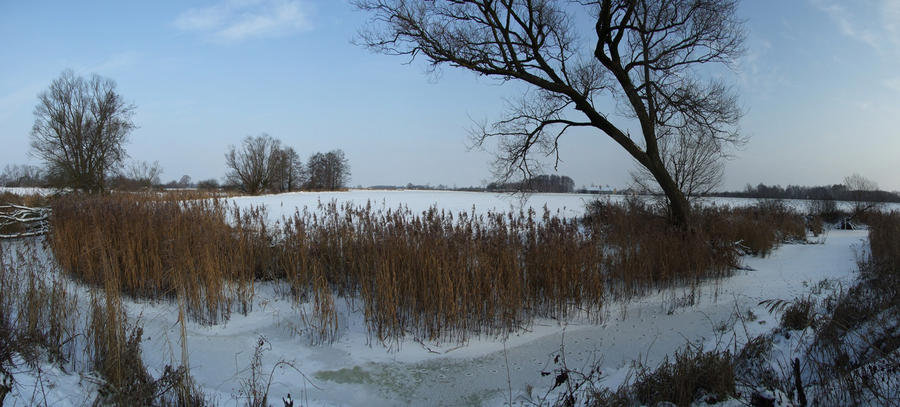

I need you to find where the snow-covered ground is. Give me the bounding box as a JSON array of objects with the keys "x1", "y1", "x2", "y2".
[
  {"x1": 228, "y1": 189, "x2": 900, "y2": 222},
  {"x1": 0, "y1": 187, "x2": 54, "y2": 196},
  {"x1": 229, "y1": 190, "x2": 609, "y2": 220},
  {"x1": 1, "y1": 190, "x2": 879, "y2": 405}
]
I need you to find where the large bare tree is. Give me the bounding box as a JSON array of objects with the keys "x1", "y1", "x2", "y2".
[
  {"x1": 356, "y1": 0, "x2": 745, "y2": 226},
  {"x1": 225, "y1": 134, "x2": 284, "y2": 195},
  {"x1": 31, "y1": 70, "x2": 136, "y2": 193}
]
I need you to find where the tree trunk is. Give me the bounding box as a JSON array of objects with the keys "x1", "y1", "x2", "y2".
[{"x1": 646, "y1": 157, "x2": 691, "y2": 228}]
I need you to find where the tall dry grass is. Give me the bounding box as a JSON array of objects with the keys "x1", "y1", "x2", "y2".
[
  {"x1": 0, "y1": 239, "x2": 80, "y2": 368},
  {"x1": 0, "y1": 238, "x2": 209, "y2": 405},
  {"x1": 48, "y1": 193, "x2": 812, "y2": 342},
  {"x1": 50, "y1": 194, "x2": 272, "y2": 324},
  {"x1": 800, "y1": 210, "x2": 900, "y2": 406}
]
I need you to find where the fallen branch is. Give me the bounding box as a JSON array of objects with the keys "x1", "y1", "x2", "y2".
[{"x1": 0, "y1": 204, "x2": 50, "y2": 239}]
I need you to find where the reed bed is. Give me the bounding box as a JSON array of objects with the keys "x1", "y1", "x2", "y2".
[
  {"x1": 0, "y1": 239, "x2": 208, "y2": 405},
  {"x1": 50, "y1": 194, "x2": 271, "y2": 324},
  {"x1": 48, "y1": 193, "x2": 811, "y2": 342},
  {"x1": 0, "y1": 239, "x2": 80, "y2": 368}
]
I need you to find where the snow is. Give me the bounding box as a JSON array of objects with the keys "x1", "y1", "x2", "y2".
[
  {"x1": 0, "y1": 187, "x2": 54, "y2": 197},
  {"x1": 229, "y1": 189, "x2": 610, "y2": 220},
  {"x1": 0, "y1": 190, "x2": 880, "y2": 405},
  {"x1": 229, "y1": 189, "x2": 900, "y2": 223}
]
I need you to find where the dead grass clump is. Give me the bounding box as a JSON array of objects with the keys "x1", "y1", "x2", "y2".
[
  {"x1": 780, "y1": 298, "x2": 815, "y2": 331},
  {"x1": 0, "y1": 241, "x2": 80, "y2": 370},
  {"x1": 85, "y1": 288, "x2": 211, "y2": 406},
  {"x1": 632, "y1": 345, "x2": 736, "y2": 407},
  {"x1": 868, "y1": 211, "x2": 900, "y2": 275},
  {"x1": 50, "y1": 194, "x2": 268, "y2": 324},
  {"x1": 0, "y1": 192, "x2": 51, "y2": 208},
  {"x1": 589, "y1": 200, "x2": 738, "y2": 300},
  {"x1": 801, "y1": 211, "x2": 900, "y2": 406},
  {"x1": 273, "y1": 202, "x2": 610, "y2": 342},
  {"x1": 697, "y1": 200, "x2": 807, "y2": 257},
  {"x1": 2, "y1": 239, "x2": 210, "y2": 406},
  {"x1": 759, "y1": 296, "x2": 816, "y2": 331}
]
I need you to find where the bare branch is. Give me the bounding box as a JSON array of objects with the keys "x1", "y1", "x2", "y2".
[{"x1": 357, "y1": 0, "x2": 746, "y2": 226}]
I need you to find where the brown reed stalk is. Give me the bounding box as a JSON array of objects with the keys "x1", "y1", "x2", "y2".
[{"x1": 48, "y1": 193, "x2": 811, "y2": 343}]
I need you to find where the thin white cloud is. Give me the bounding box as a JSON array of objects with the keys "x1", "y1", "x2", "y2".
[
  {"x1": 0, "y1": 82, "x2": 43, "y2": 122},
  {"x1": 815, "y1": 1, "x2": 881, "y2": 50},
  {"x1": 886, "y1": 77, "x2": 900, "y2": 93},
  {"x1": 736, "y1": 38, "x2": 791, "y2": 98},
  {"x1": 87, "y1": 51, "x2": 141, "y2": 74},
  {"x1": 811, "y1": 0, "x2": 900, "y2": 55},
  {"x1": 174, "y1": 0, "x2": 313, "y2": 42},
  {"x1": 884, "y1": 0, "x2": 900, "y2": 46}
]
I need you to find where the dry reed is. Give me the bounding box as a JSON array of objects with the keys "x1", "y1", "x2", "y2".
[{"x1": 48, "y1": 193, "x2": 811, "y2": 342}]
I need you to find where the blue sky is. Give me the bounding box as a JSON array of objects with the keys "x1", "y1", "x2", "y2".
[{"x1": 1, "y1": 0, "x2": 898, "y2": 191}]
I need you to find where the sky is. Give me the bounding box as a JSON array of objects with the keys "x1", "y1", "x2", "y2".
[{"x1": 1, "y1": 0, "x2": 899, "y2": 191}]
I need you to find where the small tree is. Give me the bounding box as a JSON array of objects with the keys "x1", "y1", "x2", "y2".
[
  {"x1": 324, "y1": 150, "x2": 351, "y2": 190},
  {"x1": 225, "y1": 134, "x2": 284, "y2": 195},
  {"x1": 273, "y1": 147, "x2": 304, "y2": 192},
  {"x1": 127, "y1": 160, "x2": 163, "y2": 190},
  {"x1": 196, "y1": 178, "x2": 220, "y2": 190},
  {"x1": 632, "y1": 124, "x2": 727, "y2": 202},
  {"x1": 843, "y1": 173, "x2": 879, "y2": 216},
  {"x1": 177, "y1": 175, "x2": 192, "y2": 188},
  {"x1": 305, "y1": 150, "x2": 350, "y2": 191},
  {"x1": 305, "y1": 152, "x2": 327, "y2": 190},
  {"x1": 30, "y1": 70, "x2": 136, "y2": 193}
]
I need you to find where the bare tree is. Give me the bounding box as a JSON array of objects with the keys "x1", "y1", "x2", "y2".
[
  {"x1": 631, "y1": 122, "x2": 728, "y2": 202},
  {"x1": 356, "y1": 0, "x2": 745, "y2": 226},
  {"x1": 0, "y1": 165, "x2": 46, "y2": 188},
  {"x1": 30, "y1": 69, "x2": 136, "y2": 193},
  {"x1": 126, "y1": 160, "x2": 163, "y2": 190},
  {"x1": 324, "y1": 150, "x2": 351, "y2": 190},
  {"x1": 225, "y1": 134, "x2": 284, "y2": 195},
  {"x1": 273, "y1": 147, "x2": 305, "y2": 192},
  {"x1": 305, "y1": 150, "x2": 350, "y2": 190},
  {"x1": 305, "y1": 152, "x2": 327, "y2": 190},
  {"x1": 843, "y1": 173, "x2": 880, "y2": 216},
  {"x1": 196, "y1": 178, "x2": 220, "y2": 190}
]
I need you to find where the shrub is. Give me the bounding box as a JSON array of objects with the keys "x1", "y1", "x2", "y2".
[
  {"x1": 632, "y1": 346, "x2": 736, "y2": 407},
  {"x1": 802, "y1": 211, "x2": 900, "y2": 405},
  {"x1": 780, "y1": 298, "x2": 815, "y2": 331}
]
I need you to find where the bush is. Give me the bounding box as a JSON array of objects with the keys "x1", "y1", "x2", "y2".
[
  {"x1": 632, "y1": 346, "x2": 735, "y2": 407},
  {"x1": 803, "y1": 211, "x2": 900, "y2": 405},
  {"x1": 780, "y1": 298, "x2": 815, "y2": 331}
]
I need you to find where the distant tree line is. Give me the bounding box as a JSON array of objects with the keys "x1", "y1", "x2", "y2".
[
  {"x1": 225, "y1": 134, "x2": 350, "y2": 195},
  {"x1": 0, "y1": 165, "x2": 46, "y2": 188},
  {"x1": 486, "y1": 174, "x2": 575, "y2": 193},
  {"x1": 16, "y1": 70, "x2": 354, "y2": 196},
  {"x1": 712, "y1": 180, "x2": 900, "y2": 203}
]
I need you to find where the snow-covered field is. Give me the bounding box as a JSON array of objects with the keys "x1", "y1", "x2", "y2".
[
  {"x1": 0, "y1": 187, "x2": 55, "y2": 196},
  {"x1": 1, "y1": 190, "x2": 883, "y2": 405},
  {"x1": 228, "y1": 189, "x2": 900, "y2": 221},
  {"x1": 230, "y1": 190, "x2": 608, "y2": 220}
]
